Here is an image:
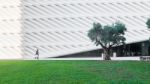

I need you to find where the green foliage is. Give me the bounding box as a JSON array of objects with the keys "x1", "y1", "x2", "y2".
[
  {"x1": 146, "y1": 19, "x2": 150, "y2": 41},
  {"x1": 0, "y1": 61, "x2": 150, "y2": 84},
  {"x1": 88, "y1": 22, "x2": 126, "y2": 48},
  {"x1": 146, "y1": 18, "x2": 150, "y2": 28}
]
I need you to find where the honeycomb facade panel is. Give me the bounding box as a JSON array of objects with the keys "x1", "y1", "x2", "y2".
[
  {"x1": 1, "y1": 0, "x2": 150, "y2": 59},
  {"x1": 0, "y1": 0, "x2": 22, "y2": 59}
]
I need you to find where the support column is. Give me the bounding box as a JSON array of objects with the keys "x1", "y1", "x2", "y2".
[
  {"x1": 141, "y1": 42, "x2": 149, "y2": 56},
  {"x1": 126, "y1": 45, "x2": 131, "y2": 56},
  {"x1": 116, "y1": 47, "x2": 121, "y2": 57}
]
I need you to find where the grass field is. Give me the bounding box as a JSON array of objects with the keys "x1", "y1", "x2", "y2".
[{"x1": 0, "y1": 61, "x2": 149, "y2": 84}]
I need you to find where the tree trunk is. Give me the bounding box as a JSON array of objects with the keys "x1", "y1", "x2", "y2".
[{"x1": 103, "y1": 49, "x2": 111, "y2": 60}]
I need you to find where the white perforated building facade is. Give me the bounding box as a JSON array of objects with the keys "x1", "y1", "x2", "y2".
[{"x1": 0, "y1": 0, "x2": 150, "y2": 59}]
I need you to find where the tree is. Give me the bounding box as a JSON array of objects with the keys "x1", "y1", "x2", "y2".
[
  {"x1": 146, "y1": 18, "x2": 150, "y2": 28},
  {"x1": 88, "y1": 22, "x2": 127, "y2": 60},
  {"x1": 146, "y1": 18, "x2": 150, "y2": 41}
]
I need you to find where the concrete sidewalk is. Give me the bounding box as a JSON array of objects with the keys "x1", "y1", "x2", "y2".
[{"x1": 37, "y1": 57, "x2": 140, "y2": 60}]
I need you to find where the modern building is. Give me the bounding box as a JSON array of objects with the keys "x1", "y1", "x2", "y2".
[{"x1": 0, "y1": 0, "x2": 150, "y2": 59}]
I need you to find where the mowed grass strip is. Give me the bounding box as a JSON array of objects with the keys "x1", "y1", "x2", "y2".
[{"x1": 0, "y1": 61, "x2": 149, "y2": 84}]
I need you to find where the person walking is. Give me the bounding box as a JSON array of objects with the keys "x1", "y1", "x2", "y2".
[{"x1": 35, "y1": 49, "x2": 39, "y2": 60}]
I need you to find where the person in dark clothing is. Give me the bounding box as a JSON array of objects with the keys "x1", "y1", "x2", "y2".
[{"x1": 35, "y1": 49, "x2": 39, "y2": 60}]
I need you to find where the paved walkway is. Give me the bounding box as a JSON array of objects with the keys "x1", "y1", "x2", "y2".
[{"x1": 38, "y1": 57, "x2": 140, "y2": 60}]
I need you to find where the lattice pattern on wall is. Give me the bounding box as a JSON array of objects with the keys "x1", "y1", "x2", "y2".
[
  {"x1": 22, "y1": 0, "x2": 150, "y2": 58},
  {"x1": 0, "y1": 0, "x2": 22, "y2": 59},
  {"x1": 0, "y1": 0, "x2": 150, "y2": 59}
]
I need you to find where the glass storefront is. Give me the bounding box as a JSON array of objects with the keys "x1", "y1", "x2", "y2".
[{"x1": 57, "y1": 41, "x2": 150, "y2": 58}]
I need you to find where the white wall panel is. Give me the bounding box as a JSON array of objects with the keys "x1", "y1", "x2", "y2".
[{"x1": 0, "y1": 0, "x2": 22, "y2": 59}]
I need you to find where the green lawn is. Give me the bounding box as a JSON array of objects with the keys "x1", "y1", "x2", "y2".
[{"x1": 0, "y1": 61, "x2": 149, "y2": 84}]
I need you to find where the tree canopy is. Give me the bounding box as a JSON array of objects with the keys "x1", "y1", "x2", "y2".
[
  {"x1": 88, "y1": 22, "x2": 127, "y2": 60},
  {"x1": 146, "y1": 18, "x2": 150, "y2": 28}
]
